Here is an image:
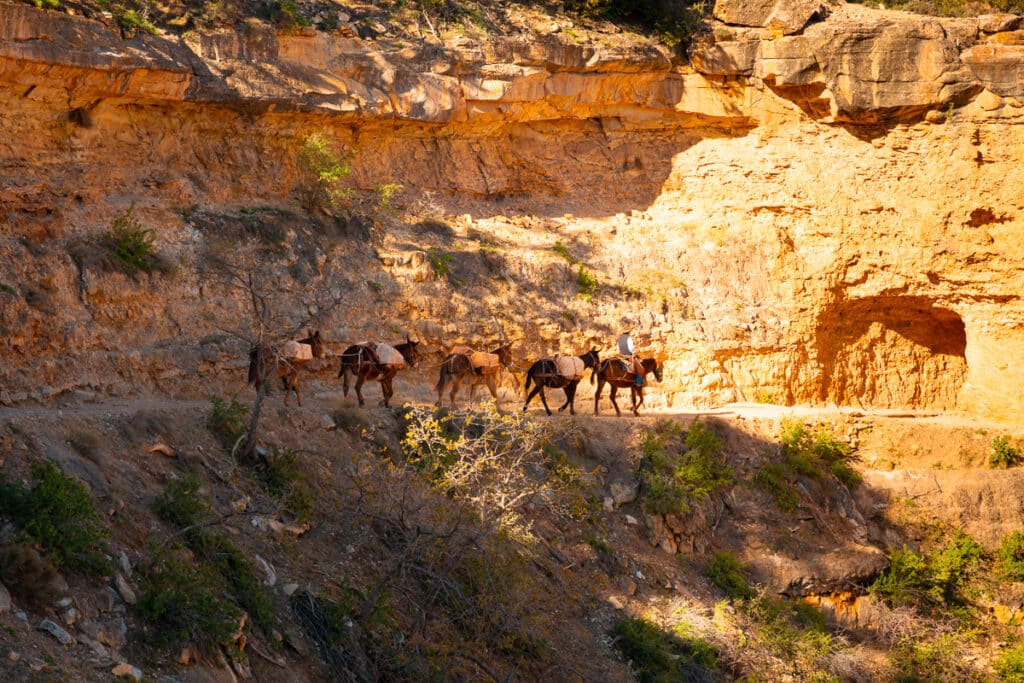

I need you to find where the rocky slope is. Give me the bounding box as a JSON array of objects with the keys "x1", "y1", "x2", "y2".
[{"x1": 1, "y1": 0, "x2": 1022, "y2": 423}]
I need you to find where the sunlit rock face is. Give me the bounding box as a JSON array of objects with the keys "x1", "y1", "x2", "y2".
[{"x1": 0, "y1": 1, "x2": 1022, "y2": 421}]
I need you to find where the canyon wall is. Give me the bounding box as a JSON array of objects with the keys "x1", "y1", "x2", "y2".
[{"x1": 0, "y1": 1, "x2": 1022, "y2": 422}]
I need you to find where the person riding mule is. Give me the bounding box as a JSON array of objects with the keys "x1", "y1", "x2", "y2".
[
  {"x1": 617, "y1": 332, "x2": 645, "y2": 387},
  {"x1": 522, "y1": 349, "x2": 600, "y2": 416},
  {"x1": 337, "y1": 337, "x2": 421, "y2": 407}
]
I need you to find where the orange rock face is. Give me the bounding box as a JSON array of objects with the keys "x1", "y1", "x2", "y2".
[{"x1": 0, "y1": 3, "x2": 1021, "y2": 422}]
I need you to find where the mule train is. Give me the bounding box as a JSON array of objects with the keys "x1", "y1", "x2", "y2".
[{"x1": 247, "y1": 329, "x2": 662, "y2": 417}]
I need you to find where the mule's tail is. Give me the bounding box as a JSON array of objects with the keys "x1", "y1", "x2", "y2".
[
  {"x1": 435, "y1": 359, "x2": 452, "y2": 394},
  {"x1": 524, "y1": 368, "x2": 534, "y2": 395},
  {"x1": 247, "y1": 346, "x2": 261, "y2": 386},
  {"x1": 590, "y1": 361, "x2": 601, "y2": 385}
]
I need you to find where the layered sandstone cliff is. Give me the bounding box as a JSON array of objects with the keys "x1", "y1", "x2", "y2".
[{"x1": 1, "y1": 0, "x2": 1022, "y2": 422}]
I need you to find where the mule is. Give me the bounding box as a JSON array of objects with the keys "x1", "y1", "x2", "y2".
[
  {"x1": 337, "y1": 337, "x2": 421, "y2": 407},
  {"x1": 435, "y1": 342, "x2": 514, "y2": 408},
  {"x1": 522, "y1": 349, "x2": 600, "y2": 416},
  {"x1": 248, "y1": 330, "x2": 325, "y2": 407},
  {"x1": 592, "y1": 356, "x2": 663, "y2": 417}
]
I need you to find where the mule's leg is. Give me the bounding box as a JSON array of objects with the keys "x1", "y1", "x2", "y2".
[
  {"x1": 523, "y1": 384, "x2": 543, "y2": 413},
  {"x1": 609, "y1": 385, "x2": 622, "y2": 417},
  {"x1": 487, "y1": 375, "x2": 499, "y2": 402},
  {"x1": 594, "y1": 378, "x2": 604, "y2": 415},
  {"x1": 557, "y1": 380, "x2": 576, "y2": 413},
  {"x1": 560, "y1": 381, "x2": 578, "y2": 415},
  {"x1": 450, "y1": 377, "x2": 460, "y2": 407},
  {"x1": 435, "y1": 379, "x2": 446, "y2": 407},
  {"x1": 379, "y1": 372, "x2": 393, "y2": 407},
  {"x1": 354, "y1": 374, "x2": 366, "y2": 407},
  {"x1": 284, "y1": 373, "x2": 295, "y2": 407},
  {"x1": 537, "y1": 386, "x2": 552, "y2": 416}
]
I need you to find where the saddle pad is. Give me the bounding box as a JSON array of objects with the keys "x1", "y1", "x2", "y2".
[
  {"x1": 283, "y1": 340, "x2": 313, "y2": 361},
  {"x1": 374, "y1": 343, "x2": 405, "y2": 368},
  {"x1": 470, "y1": 351, "x2": 500, "y2": 369},
  {"x1": 554, "y1": 355, "x2": 585, "y2": 381},
  {"x1": 450, "y1": 345, "x2": 474, "y2": 356},
  {"x1": 611, "y1": 356, "x2": 632, "y2": 373}
]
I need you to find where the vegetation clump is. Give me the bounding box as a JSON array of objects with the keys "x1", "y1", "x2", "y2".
[
  {"x1": 401, "y1": 403, "x2": 551, "y2": 533},
  {"x1": 576, "y1": 263, "x2": 599, "y2": 300},
  {"x1": 707, "y1": 550, "x2": 754, "y2": 600},
  {"x1": 756, "y1": 420, "x2": 860, "y2": 511},
  {"x1": 612, "y1": 616, "x2": 722, "y2": 682},
  {"x1": 136, "y1": 552, "x2": 243, "y2": 653},
  {"x1": 871, "y1": 531, "x2": 983, "y2": 612},
  {"x1": 639, "y1": 419, "x2": 732, "y2": 516},
  {"x1": 998, "y1": 530, "x2": 1024, "y2": 581},
  {"x1": 296, "y1": 131, "x2": 352, "y2": 214},
  {"x1": 207, "y1": 396, "x2": 249, "y2": 452},
  {"x1": 0, "y1": 460, "x2": 111, "y2": 575},
  {"x1": 151, "y1": 474, "x2": 277, "y2": 636},
  {"x1": 990, "y1": 435, "x2": 1023, "y2": 468},
  {"x1": 107, "y1": 205, "x2": 160, "y2": 273},
  {"x1": 566, "y1": 0, "x2": 708, "y2": 46}
]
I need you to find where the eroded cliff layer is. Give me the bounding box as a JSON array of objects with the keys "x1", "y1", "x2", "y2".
[{"x1": 1, "y1": 1, "x2": 1022, "y2": 421}]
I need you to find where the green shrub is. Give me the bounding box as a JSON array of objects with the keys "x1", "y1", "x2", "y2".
[
  {"x1": 136, "y1": 552, "x2": 243, "y2": 653},
  {"x1": 428, "y1": 247, "x2": 452, "y2": 279},
  {"x1": 258, "y1": 448, "x2": 314, "y2": 523},
  {"x1": 999, "y1": 531, "x2": 1024, "y2": 582},
  {"x1": 871, "y1": 533, "x2": 984, "y2": 611},
  {"x1": 640, "y1": 420, "x2": 732, "y2": 516},
  {"x1": 33, "y1": 0, "x2": 61, "y2": 8},
  {"x1": 551, "y1": 240, "x2": 575, "y2": 264},
  {"x1": 565, "y1": 0, "x2": 707, "y2": 46},
  {"x1": 871, "y1": 546, "x2": 931, "y2": 608},
  {"x1": 889, "y1": 633, "x2": 982, "y2": 682},
  {"x1": 743, "y1": 596, "x2": 833, "y2": 666},
  {"x1": 754, "y1": 462, "x2": 799, "y2": 512},
  {"x1": 576, "y1": 264, "x2": 598, "y2": 300},
  {"x1": 107, "y1": 205, "x2": 158, "y2": 273},
  {"x1": 115, "y1": 7, "x2": 158, "y2": 33},
  {"x1": 296, "y1": 131, "x2": 351, "y2": 213},
  {"x1": 995, "y1": 643, "x2": 1024, "y2": 682},
  {"x1": 0, "y1": 461, "x2": 111, "y2": 575},
  {"x1": 990, "y1": 435, "x2": 1023, "y2": 468},
  {"x1": 780, "y1": 420, "x2": 860, "y2": 487},
  {"x1": 190, "y1": 530, "x2": 275, "y2": 634},
  {"x1": 612, "y1": 617, "x2": 721, "y2": 682},
  {"x1": 207, "y1": 396, "x2": 249, "y2": 452},
  {"x1": 707, "y1": 551, "x2": 753, "y2": 600},
  {"x1": 153, "y1": 476, "x2": 276, "y2": 634},
  {"x1": 153, "y1": 473, "x2": 209, "y2": 529}
]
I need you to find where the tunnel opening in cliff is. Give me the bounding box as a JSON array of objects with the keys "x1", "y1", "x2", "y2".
[{"x1": 815, "y1": 296, "x2": 967, "y2": 410}]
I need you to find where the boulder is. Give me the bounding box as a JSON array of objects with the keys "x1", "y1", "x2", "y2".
[
  {"x1": 961, "y1": 44, "x2": 1024, "y2": 100},
  {"x1": 609, "y1": 479, "x2": 639, "y2": 507},
  {"x1": 978, "y1": 13, "x2": 1021, "y2": 33},
  {"x1": 806, "y1": 18, "x2": 982, "y2": 119},
  {"x1": 713, "y1": 0, "x2": 827, "y2": 35}
]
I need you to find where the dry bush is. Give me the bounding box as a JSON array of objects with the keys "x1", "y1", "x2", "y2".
[{"x1": 400, "y1": 403, "x2": 553, "y2": 536}]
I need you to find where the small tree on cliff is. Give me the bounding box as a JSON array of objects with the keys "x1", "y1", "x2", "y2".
[
  {"x1": 200, "y1": 242, "x2": 340, "y2": 460},
  {"x1": 296, "y1": 131, "x2": 353, "y2": 215}
]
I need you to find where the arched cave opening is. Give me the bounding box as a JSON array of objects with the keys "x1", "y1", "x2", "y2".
[{"x1": 815, "y1": 296, "x2": 967, "y2": 410}]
